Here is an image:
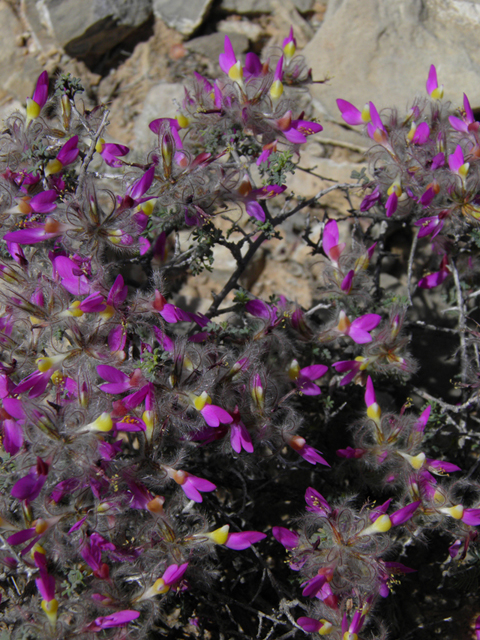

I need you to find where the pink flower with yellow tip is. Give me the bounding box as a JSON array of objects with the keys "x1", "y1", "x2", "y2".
[
  {"x1": 448, "y1": 144, "x2": 469, "y2": 185},
  {"x1": 164, "y1": 465, "x2": 216, "y2": 503},
  {"x1": 200, "y1": 524, "x2": 266, "y2": 549},
  {"x1": 191, "y1": 391, "x2": 233, "y2": 427},
  {"x1": 449, "y1": 93, "x2": 478, "y2": 133},
  {"x1": 287, "y1": 359, "x2": 328, "y2": 395},
  {"x1": 337, "y1": 98, "x2": 371, "y2": 126},
  {"x1": 219, "y1": 35, "x2": 243, "y2": 84},
  {"x1": 136, "y1": 563, "x2": 188, "y2": 602},
  {"x1": 359, "y1": 501, "x2": 420, "y2": 536},
  {"x1": 282, "y1": 26, "x2": 297, "y2": 62},
  {"x1": 45, "y1": 136, "x2": 79, "y2": 176},
  {"x1": 335, "y1": 310, "x2": 381, "y2": 344},
  {"x1": 26, "y1": 71, "x2": 49, "y2": 125},
  {"x1": 95, "y1": 139, "x2": 129, "y2": 167},
  {"x1": 270, "y1": 56, "x2": 284, "y2": 100},
  {"x1": 426, "y1": 64, "x2": 444, "y2": 99},
  {"x1": 286, "y1": 434, "x2": 329, "y2": 466}
]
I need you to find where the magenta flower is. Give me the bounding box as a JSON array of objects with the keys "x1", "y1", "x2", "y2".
[
  {"x1": 426, "y1": 64, "x2": 443, "y2": 99},
  {"x1": 332, "y1": 356, "x2": 370, "y2": 385},
  {"x1": 9, "y1": 190, "x2": 57, "y2": 215},
  {"x1": 366, "y1": 102, "x2": 388, "y2": 144},
  {"x1": 335, "y1": 310, "x2": 381, "y2": 343},
  {"x1": 407, "y1": 121, "x2": 430, "y2": 145},
  {"x1": 88, "y1": 610, "x2": 140, "y2": 631},
  {"x1": 3, "y1": 419, "x2": 24, "y2": 455},
  {"x1": 449, "y1": 93, "x2": 478, "y2": 132},
  {"x1": 288, "y1": 360, "x2": 328, "y2": 395},
  {"x1": 448, "y1": 144, "x2": 469, "y2": 182},
  {"x1": 95, "y1": 139, "x2": 129, "y2": 167},
  {"x1": 191, "y1": 391, "x2": 233, "y2": 427},
  {"x1": 126, "y1": 166, "x2": 155, "y2": 202},
  {"x1": 243, "y1": 52, "x2": 263, "y2": 79},
  {"x1": 45, "y1": 136, "x2": 79, "y2": 176},
  {"x1": 219, "y1": 35, "x2": 241, "y2": 81},
  {"x1": 243, "y1": 184, "x2": 286, "y2": 222},
  {"x1": 164, "y1": 466, "x2": 216, "y2": 503},
  {"x1": 341, "y1": 611, "x2": 365, "y2": 638},
  {"x1": 361, "y1": 501, "x2": 420, "y2": 535},
  {"x1": 360, "y1": 186, "x2": 381, "y2": 211},
  {"x1": 11, "y1": 457, "x2": 49, "y2": 502},
  {"x1": 305, "y1": 487, "x2": 331, "y2": 516},
  {"x1": 287, "y1": 435, "x2": 329, "y2": 466},
  {"x1": 337, "y1": 98, "x2": 371, "y2": 126},
  {"x1": 322, "y1": 219, "x2": 345, "y2": 266},
  {"x1": 385, "y1": 190, "x2": 398, "y2": 217},
  {"x1": 282, "y1": 26, "x2": 297, "y2": 62},
  {"x1": 225, "y1": 531, "x2": 266, "y2": 550},
  {"x1": 245, "y1": 298, "x2": 277, "y2": 325},
  {"x1": 415, "y1": 210, "x2": 447, "y2": 238},
  {"x1": 26, "y1": 71, "x2": 49, "y2": 124},
  {"x1": 97, "y1": 365, "x2": 145, "y2": 395},
  {"x1": 282, "y1": 117, "x2": 323, "y2": 144},
  {"x1": 256, "y1": 140, "x2": 278, "y2": 166},
  {"x1": 418, "y1": 255, "x2": 450, "y2": 289},
  {"x1": 272, "y1": 526, "x2": 299, "y2": 549},
  {"x1": 229, "y1": 407, "x2": 253, "y2": 453},
  {"x1": 298, "y1": 617, "x2": 333, "y2": 634},
  {"x1": 53, "y1": 255, "x2": 91, "y2": 295},
  {"x1": 136, "y1": 563, "x2": 189, "y2": 602},
  {"x1": 3, "y1": 221, "x2": 66, "y2": 245}
]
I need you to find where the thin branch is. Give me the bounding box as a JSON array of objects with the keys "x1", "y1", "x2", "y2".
[
  {"x1": 406, "y1": 228, "x2": 419, "y2": 306},
  {"x1": 75, "y1": 109, "x2": 110, "y2": 197},
  {"x1": 451, "y1": 257, "x2": 468, "y2": 386}
]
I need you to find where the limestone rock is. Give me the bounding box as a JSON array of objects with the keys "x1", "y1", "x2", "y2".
[
  {"x1": 0, "y1": 1, "x2": 44, "y2": 102},
  {"x1": 134, "y1": 82, "x2": 186, "y2": 151},
  {"x1": 24, "y1": 0, "x2": 153, "y2": 58},
  {"x1": 303, "y1": 0, "x2": 480, "y2": 143},
  {"x1": 220, "y1": 0, "x2": 314, "y2": 14},
  {"x1": 153, "y1": 0, "x2": 213, "y2": 36},
  {"x1": 185, "y1": 32, "x2": 249, "y2": 61}
]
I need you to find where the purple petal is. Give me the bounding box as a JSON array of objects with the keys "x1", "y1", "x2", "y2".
[
  {"x1": 245, "y1": 201, "x2": 265, "y2": 222},
  {"x1": 163, "y1": 562, "x2": 188, "y2": 585},
  {"x1": 299, "y1": 364, "x2": 328, "y2": 381},
  {"x1": 225, "y1": 531, "x2": 266, "y2": 550},
  {"x1": 305, "y1": 487, "x2": 330, "y2": 514},
  {"x1": 418, "y1": 269, "x2": 449, "y2": 289},
  {"x1": 32, "y1": 71, "x2": 49, "y2": 107},
  {"x1": 230, "y1": 422, "x2": 254, "y2": 453},
  {"x1": 201, "y1": 404, "x2": 233, "y2": 427},
  {"x1": 412, "y1": 122, "x2": 430, "y2": 144},
  {"x1": 245, "y1": 299, "x2": 273, "y2": 320},
  {"x1": 426, "y1": 64, "x2": 438, "y2": 95},
  {"x1": 385, "y1": 191, "x2": 398, "y2": 217},
  {"x1": 35, "y1": 572, "x2": 55, "y2": 601},
  {"x1": 390, "y1": 501, "x2": 420, "y2": 526},
  {"x1": 272, "y1": 526, "x2": 299, "y2": 549},
  {"x1": 297, "y1": 618, "x2": 322, "y2": 633},
  {"x1": 219, "y1": 35, "x2": 237, "y2": 74},
  {"x1": 30, "y1": 190, "x2": 57, "y2": 213},
  {"x1": 302, "y1": 574, "x2": 326, "y2": 597},
  {"x1": 7, "y1": 528, "x2": 37, "y2": 545},
  {"x1": 3, "y1": 419, "x2": 23, "y2": 455},
  {"x1": 107, "y1": 274, "x2": 128, "y2": 306},
  {"x1": 448, "y1": 145, "x2": 464, "y2": 173},
  {"x1": 463, "y1": 509, "x2": 480, "y2": 526},
  {"x1": 365, "y1": 376, "x2": 376, "y2": 407},
  {"x1": 336, "y1": 99, "x2": 364, "y2": 125},
  {"x1": 94, "y1": 610, "x2": 140, "y2": 629}
]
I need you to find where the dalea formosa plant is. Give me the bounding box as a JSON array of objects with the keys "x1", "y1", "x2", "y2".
[{"x1": 0, "y1": 29, "x2": 480, "y2": 640}]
